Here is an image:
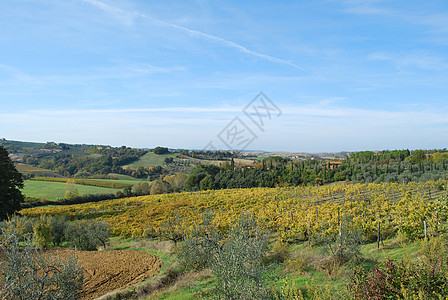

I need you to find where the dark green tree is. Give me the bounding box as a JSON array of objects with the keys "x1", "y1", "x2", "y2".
[
  {"x1": 153, "y1": 146, "x2": 169, "y2": 155},
  {"x1": 183, "y1": 164, "x2": 220, "y2": 191},
  {"x1": 406, "y1": 149, "x2": 426, "y2": 164},
  {"x1": 0, "y1": 146, "x2": 24, "y2": 220}
]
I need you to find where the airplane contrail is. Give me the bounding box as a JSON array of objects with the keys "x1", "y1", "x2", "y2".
[{"x1": 82, "y1": 0, "x2": 304, "y2": 70}]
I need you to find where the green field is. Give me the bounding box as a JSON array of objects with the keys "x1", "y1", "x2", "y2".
[
  {"x1": 124, "y1": 152, "x2": 179, "y2": 169},
  {"x1": 22, "y1": 180, "x2": 122, "y2": 201},
  {"x1": 124, "y1": 152, "x2": 255, "y2": 173}
]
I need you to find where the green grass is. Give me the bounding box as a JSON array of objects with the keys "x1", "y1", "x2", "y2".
[
  {"x1": 360, "y1": 237, "x2": 422, "y2": 262},
  {"x1": 124, "y1": 152, "x2": 179, "y2": 169},
  {"x1": 143, "y1": 237, "x2": 428, "y2": 300},
  {"x1": 22, "y1": 180, "x2": 121, "y2": 201},
  {"x1": 152, "y1": 281, "x2": 214, "y2": 300}
]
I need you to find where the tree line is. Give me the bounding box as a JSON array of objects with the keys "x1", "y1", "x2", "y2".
[
  {"x1": 23, "y1": 147, "x2": 147, "y2": 177},
  {"x1": 182, "y1": 149, "x2": 448, "y2": 191}
]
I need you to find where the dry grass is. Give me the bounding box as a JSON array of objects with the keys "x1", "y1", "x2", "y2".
[{"x1": 129, "y1": 240, "x2": 174, "y2": 253}]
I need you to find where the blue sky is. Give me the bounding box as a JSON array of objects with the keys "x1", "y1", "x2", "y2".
[{"x1": 1, "y1": 0, "x2": 448, "y2": 152}]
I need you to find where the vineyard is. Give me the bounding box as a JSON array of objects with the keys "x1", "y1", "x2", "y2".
[
  {"x1": 20, "y1": 180, "x2": 448, "y2": 243},
  {"x1": 14, "y1": 163, "x2": 62, "y2": 177}
]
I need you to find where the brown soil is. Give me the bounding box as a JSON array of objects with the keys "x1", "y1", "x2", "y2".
[{"x1": 56, "y1": 249, "x2": 162, "y2": 300}]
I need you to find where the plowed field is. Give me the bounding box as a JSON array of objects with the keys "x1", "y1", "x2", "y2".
[{"x1": 57, "y1": 249, "x2": 162, "y2": 299}]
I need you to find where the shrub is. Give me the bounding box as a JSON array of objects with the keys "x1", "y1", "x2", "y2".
[
  {"x1": 159, "y1": 214, "x2": 186, "y2": 246},
  {"x1": 275, "y1": 278, "x2": 332, "y2": 300},
  {"x1": 284, "y1": 256, "x2": 310, "y2": 276},
  {"x1": 0, "y1": 215, "x2": 35, "y2": 241},
  {"x1": 131, "y1": 182, "x2": 150, "y2": 196},
  {"x1": 311, "y1": 220, "x2": 363, "y2": 278},
  {"x1": 211, "y1": 215, "x2": 269, "y2": 299},
  {"x1": 163, "y1": 173, "x2": 188, "y2": 192},
  {"x1": 266, "y1": 241, "x2": 290, "y2": 264},
  {"x1": 33, "y1": 215, "x2": 53, "y2": 249},
  {"x1": 0, "y1": 234, "x2": 84, "y2": 299},
  {"x1": 350, "y1": 247, "x2": 448, "y2": 300},
  {"x1": 315, "y1": 220, "x2": 363, "y2": 267},
  {"x1": 149, "y1": 180, "x2": 172, "y2": 195},
  {"x1": 177, "y1": 213, "x2": 270, "y2": 299},
  {"x1": 177, "y1": 212, "x2": 219, "y2": 271},
  {"x1": 350, "y1": 259, "x2": 413, "y2": 299},
  {"x1": 50, "y1": 216, "x2": 68, "y2": 246},
  {"x1": 59, "y1": 193, "x2": 116, "y2": 205},
  {"x1": 64, "y1": 220, "x2": 110, "y2": 251}
]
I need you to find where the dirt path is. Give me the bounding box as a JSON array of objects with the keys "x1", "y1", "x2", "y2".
[{"x1": 57, "y1": 249, "x2": 162, "y2": 299}]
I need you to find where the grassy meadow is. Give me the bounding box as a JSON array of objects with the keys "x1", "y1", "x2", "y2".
[
  {"x1": 22, "y1": 180, "x2": 122, "y2": 201},
  {"x1": 124, "y1": 152, "x2": 179, "y2": 169},
  {"x1": 124, "y1": 152, "x2": 255, "y2": 170}
]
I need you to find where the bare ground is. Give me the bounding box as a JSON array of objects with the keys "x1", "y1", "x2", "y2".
[{"x1": 56, "y1": 249, "x2": 162, "y2": 299}]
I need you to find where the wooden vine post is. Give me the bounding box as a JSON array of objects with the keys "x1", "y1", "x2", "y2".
[
  {"x1": 338, "y1": 209, "x2": 342, "y2": 239},
  {"x1": 308, "y1": 220, "x2": 311, "y2": 246},
  {"x1": 424, "y1": 220, "x2": 428, "y2": 240},
  {"x1": 377, "y1": 221, "x2": 381, "y2": 249}
]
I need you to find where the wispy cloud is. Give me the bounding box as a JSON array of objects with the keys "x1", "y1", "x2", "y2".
[
  {"x1": 342, "y1": 1, "x2": 392, "y2": 16},
  {"x1": 368, "y1": 51, "x2": 448, "y2": 71},
  {"x1": 0, "y1": 62, "x2": 185, "y2": 89},
  {"x1": 2, "y1": 103, "x2": 446, "y2": 127},
  {"x1": 2, "y1": 102, "x2": 447, "y2": 151},
  {"x1": 26, "y1": 106, "x2": 241, "y2": 115},
  {"x1": 0, "y1": 64, "x2": 43, "y2": 86},
  {"x1": 342, "y1": 1, "x2": 448, "y2": 36},
  {"x1": 282, "y1": 104, "x2": 448, "y2": 125},
  {"x1": 82, "y1": 0, "x2": 304, "y2": 70},
  {"x1": 81, "y1": 0, "x2": 137, "y2": 25},
  {"x1": 417, "y1": 13, "x2": 448, "y2": 34}
]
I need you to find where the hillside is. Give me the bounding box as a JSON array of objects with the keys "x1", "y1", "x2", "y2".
[
  {"x1": 0, "y1": 139, "x2": 148, "y2": 178},
  {"x1": 21, "y1": 180, "x2": 446, "y2": 239},
  {"x1": 19, "y1": 180, "x2": 448, "y2": 298}
]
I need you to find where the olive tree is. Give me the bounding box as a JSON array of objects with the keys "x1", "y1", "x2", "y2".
[{"x1": 0, "y1": 234, "x2": 84, "y2": 299}]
